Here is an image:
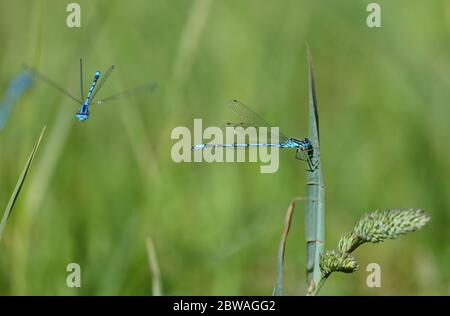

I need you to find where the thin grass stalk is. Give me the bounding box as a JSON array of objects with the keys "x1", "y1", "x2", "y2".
[
  {"x1": 305, "y1": 47, "x2": 325, "y2": 295},
  {"x1": 146, "y1": 237, "x2": 163, "y2": 296},
  {"x1": 273, "y1": 199, "x2": 297, "y2": 296}
]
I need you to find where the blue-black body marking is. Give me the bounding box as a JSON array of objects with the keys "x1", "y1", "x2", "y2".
[{"x1": 76, "y1": 71, "x2": 100, "y2": 121}]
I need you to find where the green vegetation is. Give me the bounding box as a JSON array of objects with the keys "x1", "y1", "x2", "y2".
[
  {"x1": 0, "y1": 127, "x2": 45, "y2": 241},
  {"x1": 0, "y1": 0, "x2": 448, "y2": 295}
]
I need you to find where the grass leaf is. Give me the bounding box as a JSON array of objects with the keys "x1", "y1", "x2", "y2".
[
  {"x1": 305, "y1": 47, "x2": 325, "y2": 294},
  {"x1": 0, "y1": 126, "x2": 46, "y2": 241},
  {"x1": 273, "y1": 199, "x2": 297, "y2": 296}
]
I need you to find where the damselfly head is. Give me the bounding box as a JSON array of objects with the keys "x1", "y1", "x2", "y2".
[
  {"x1": 303, "y1": 138, "x2": 314, "y2": 159},
  {"x1": 75, "y1": 112, "x2": 89, "y2": 121},
  {"x1": 75, "y1": 104, "x2": 90, "y2": 121}
]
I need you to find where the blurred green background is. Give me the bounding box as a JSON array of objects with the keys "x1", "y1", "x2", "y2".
[{"x1": 0, "y1": 0, "x2": 449, "y2": 295}]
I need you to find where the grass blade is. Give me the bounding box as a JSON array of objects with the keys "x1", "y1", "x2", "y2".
[
  {"x1": 0, "y1": 126, "x2": 46, "y2": 241},
  {"x1": 305, "y1": 47, "x2": 325, "y2": 294},
  {"x1": 146, "y1": 237, "x2": 162, "y2": 296},
  {"x1": 273, "y1": 199, "x2": 297, "y2": 296}
]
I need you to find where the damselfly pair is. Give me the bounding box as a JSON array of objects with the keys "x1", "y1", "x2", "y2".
[
  {"x1": 23, "y1": 58, "x2": 155, "y2": 121},
  {"x1": 192, "y1": 99, "x2": 319, "y2": 171}
]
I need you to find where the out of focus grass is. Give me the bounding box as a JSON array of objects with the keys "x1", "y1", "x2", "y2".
[
  {"x1": 0, "y1": 126, "x2": 45, "y2": 241},
  {"x1": 0, "y1": 0, "x2": 449, "y2": 295}
]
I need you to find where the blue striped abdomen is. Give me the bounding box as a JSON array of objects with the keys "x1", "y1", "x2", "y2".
[
  {"x1": 76, "y1": 71, "x2": 101, "y2": 121},
  {"x1": 85, "y1": 71, "x2": 101, "y2": 103}
]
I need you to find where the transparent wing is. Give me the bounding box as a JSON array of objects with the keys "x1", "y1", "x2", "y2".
[
  {"x1": 94, "y1": 83, "x2": 157, "y2": 105},
  {"x1": 22, "y1": 63, "x2": 82, "y2": 104},
  {"x1": 90, "y1": 65, "x2": 115, "y2": 103},
  {"x1": 227, "y1": 99, "x2": 288, "y2": 142},
  {"x1": 80, "y1": 58, "x2": 85, "y2": 100},
  {"x1": 222, "y1": 122, "x2": 286, "y2": 144}
]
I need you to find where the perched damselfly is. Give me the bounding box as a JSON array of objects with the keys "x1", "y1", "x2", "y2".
[
  {"x1": 192, "y1": 99, "x2": 318, "y2": 170},
  {"x1": 23, "y1": 58, "x2": 155, "y2": 121}
]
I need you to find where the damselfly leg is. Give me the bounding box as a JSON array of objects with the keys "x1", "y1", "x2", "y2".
[{"x1": 295, "y1": 147, "x2": 320, "y2": 172}]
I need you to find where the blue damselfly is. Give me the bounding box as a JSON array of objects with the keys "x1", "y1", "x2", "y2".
[
  {"x1": 23, "y1": 58, "x2": 156, "y2": 121},
  {"x1": 192, "y1": 99, "x2": 318, "y2": 170}
]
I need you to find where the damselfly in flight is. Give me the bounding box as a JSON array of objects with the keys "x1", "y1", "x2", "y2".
[
  {"x1": 23, "y1": 58, "x2": 156, "y2": 121},
  {"x1": 192, "y1": 99, "x2": 318, "y2": 170}
]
